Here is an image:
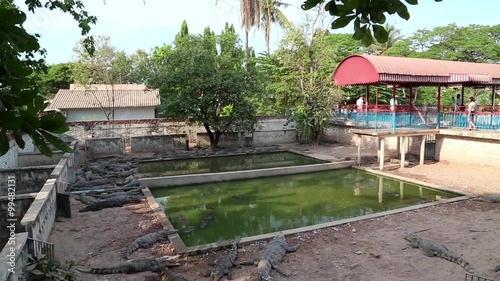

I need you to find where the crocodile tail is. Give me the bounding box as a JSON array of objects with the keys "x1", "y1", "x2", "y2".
[
  {"x1": 89, "y1": 266, "x2": 125, "y2": 274},
  {"x1": 447, "y1": 255, "x2": 477, "y2": 275},
  {"x1": 124, "y1": 242, "x2": 140, "y2": 259},
  {"x1": 257, "y1": 260, "x2": 273, "y2": 281}
]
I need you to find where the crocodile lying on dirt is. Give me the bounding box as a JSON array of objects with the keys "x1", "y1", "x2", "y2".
[
  {"x1": 208, "y1": 241, "x2": 239, "y2": 281},
  {"x1": 472, "y1": 194, "x2": 500, "y2": 203},
  {"x1": 404, "y1": 232, "x2": 477, "y2": 274},
  {"x1": 79, "y1": 194, "x2": 144, "y2": 212},
  {"x1": 98, "y1": 188, "x2": 142, "y2": 200},
  {"x1": 77, "y1": 194, "x2": 98, "y2": 205},
  {"x1": 74, "y1": 255, "x2": 180, "y2": 274},
  {"x1": 124, "y1": 229, "x2": 178, "y2": 259},
  {"x1": 160, "y1": 267, "x2": 188, "y2": 281},
  {"x1": 242, "y1": 232, "x2": 299, "y2": 281}
]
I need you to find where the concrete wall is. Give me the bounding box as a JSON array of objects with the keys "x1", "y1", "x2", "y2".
[
  {"x1": 0, "y1": 166, "x2": 55, "y2": 196},
  {"x1": 197, "y1": 132, "x2": 242, "y2": 147},
  {"x1": 0, "y1": 196, "x2": 35, "y2": 240},
  {"x1": 131, "y1": 134, "x2": 187, "y2": 153},
  {"x1": 435, "y1": 131, "x2": 500, "y2": 166},
  {"x1": 66, "y1": 107, "x2": 155, "y2": 121},
  {"x1": 85, "y1": 137, "x2": 124, "y2": 157},
  {"x1": 17, "y1": 134, "x2": 35, "y2": 154},
  {"x1": 0, "y1": 139, "x2": 18, "y2": 169},
  {"x1": 17, "y1": 152, "x2": 65, "y2": 167},
  {"x1": 20, "y1": 179, "x2": 57, "y2": 242},
  {"x1": 325, "y1": 121, "x2": 426, "y2": 156},
  {"x1": 0, "y1": 232, "x2": 29, "y2": 281}
]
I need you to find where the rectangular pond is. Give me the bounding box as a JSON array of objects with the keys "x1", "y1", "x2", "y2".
[
  {"x1": 138, "y1": 151, "x2": 327, "y2": 177},
  {"x1": 151, "y1": 168, "x2": 461, "y2": 247}
]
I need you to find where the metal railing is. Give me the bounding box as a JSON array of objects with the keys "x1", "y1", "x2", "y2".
[
  {"x1": 464, "y1": 273, "x2": 498, "y2": 281},
  {"x1": 335, "y1": 104, "x2": 500, "y2": 131},
  {"x1": 26, "y1": 238, "x2": 55, "y2": 260}
]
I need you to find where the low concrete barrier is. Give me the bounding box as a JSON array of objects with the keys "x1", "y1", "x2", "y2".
[
  {"x1": 197, "y1": 132, "x2": 241, "y2": 147},
  {"x1": 131, "y1": 134, "x2": 187, "y2": 153},
  {"x1": 20, "y1": 179, "x2": 57, "y2": 242},
  {"x1": 0, "y1": 166, "x2": 56, "y2": 196},
  {"x1": 140, "y1": 161, "x2": 354, "y2": 188},
  {"x1": 85, "y1": 137, "x2": 124, "y2": 158},
  {"x1": 18, "y1": 152, "x2": 65, "y2": 167},
  {"x1": 0, "y1": 232, "x2": 29, "y2": 281}
]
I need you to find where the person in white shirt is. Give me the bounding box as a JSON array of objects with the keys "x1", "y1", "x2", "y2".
[
  {"x1": 467, "y1": 96, "x2": 477, "y2": 130},
  {"x1": 356, "y1": 96, "x2": 364, "y2": 113},
  {"x1": 390, "y1": 95, "x2": 398, "y2": 111}
]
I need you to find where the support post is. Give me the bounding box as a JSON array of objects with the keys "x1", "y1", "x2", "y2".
[
  {"x1": 392, "y1": 86, "x2": 397, "y2": 132},
  {"x1": 400, "y1": 136, "x2": 406, "y2": 169},
  {"x1": 409, "y1": 87, "x2": 413, "y2": 127},
  {"x1": 379, "y1": 137, "x2": 385, "y2": 171},
  {"x1": 420, "y1": 135, "x2": 426, "y2": 165},
  {"x1": 378, "y1": 176, "x2": 383, "y2": 203},
  {"x1": 357, "y1": 134, "x2": 362, "y2": 165},
  {"x1": 437, "y1": 85, "x2": 441, "y2": 129}
]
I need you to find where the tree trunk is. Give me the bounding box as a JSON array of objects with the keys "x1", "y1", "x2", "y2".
[
  {"x1": 245, "y1": 29, "x2": 249, "y2": 59},
  {"x1": 203, "y1": 122, "x2": 215, "y2": 148}
]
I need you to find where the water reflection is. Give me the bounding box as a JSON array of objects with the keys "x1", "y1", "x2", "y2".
[{"x1": 152, "y1": 169, "x2": 458, "y2": 246}]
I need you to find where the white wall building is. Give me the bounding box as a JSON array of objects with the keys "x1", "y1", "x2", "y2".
[{"x1": 47, "y1": 84, "x2": 160, "y2": 121}]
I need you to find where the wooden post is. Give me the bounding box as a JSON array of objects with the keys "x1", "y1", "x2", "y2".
[
  {"x1": 420, "y1": 135, "x2": 426, "y2": 165},
  {"x1": 399, "y1": 181, "x2": 404, "y2": 199},
  {"x1": 400, "y1": 136, "x2": 406, "y2": 169},
  {"x1": 379, "y1": 137, "x2": 385, "y2": 171},
  {"x1": 357, "y1": 134, "x2": 362, "y2": 165}
]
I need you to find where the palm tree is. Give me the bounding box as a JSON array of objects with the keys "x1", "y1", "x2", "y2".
[
  {"x1": 259, "y1": 0, "x2": 291, "y2": 54},
  {"x1": 240, "y1": 0, "x2": 261, "y2": 57},
  {"x1": 368, "y1": 24, "x2": 404, "y2": 55}
]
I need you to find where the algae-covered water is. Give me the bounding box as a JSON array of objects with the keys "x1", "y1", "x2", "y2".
[
  {"x1": 151, "y1": 169, "x2": 460, "y2": 247},
  {"x1": 138, "y1": 151, "x2": 326, "y2": 177}
]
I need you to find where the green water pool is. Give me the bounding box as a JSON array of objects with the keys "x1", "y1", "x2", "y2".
[
  {"x1": 151, "y1": 169, "x2": 460, "y2": 247},
  {"x1": 138, "y1": 151, "x2": 327, "y2": 177}
]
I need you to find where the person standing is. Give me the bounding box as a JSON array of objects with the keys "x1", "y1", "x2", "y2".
[
  {"x1": 390, "y1": 94, "x2": 398, "y2": 111},
  {"x1": 467, "y1": 96, "x2": 477, "y2": 130},
  {"x1": 455, "y1": 94, "x2": 462, "y2": 111},
  {"x1": 356, "y1": 96, "x2": 364, "y2": 113}
]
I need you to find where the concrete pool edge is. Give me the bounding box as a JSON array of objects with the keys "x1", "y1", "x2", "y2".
[
  {"x1": 353, "y1": 166, "x2": 472, "y2": 197},
  {"x1": 139, "y1": 161, "x2": 355, "y2": 188},
  {"x1": 143, "y1": 182, "x2": 469, "y2": 255}
]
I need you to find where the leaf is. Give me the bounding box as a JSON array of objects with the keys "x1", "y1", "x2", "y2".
[
  {"x1": 40, "y1": 129, "x2": 73, "y2": 153},
  {"x1": 12, "y1": 131, "x2": 25, "y2": 150},
  {"x1": 395, "y1": 2, "x2": 411, "y2": 20},
  {"x1": 0, "y1": 111, "x2": 22, "y2": 130},
  {"x1": 373, "y1": 24, "x2": 389, "y2": 43},
  {"x1": 31, "y1": 131, "x2": 53, "y2": 157},
  {"x1": 331, "y1": 15, "x2": 357, "y2": 29},
  {"x1": 361, "y1": 27, "x2": 374, "y2": 46},
  {"x1": 301, "y1": 0, "x2": 324, "y2": 10},
  {"x1": 404, "y1": 0, "x2": 418, "y2": 4},
  {"x1": 0, "y1": 130, "x2": 9, "y2": 156},
  {"x1": 353, "y1": 24, "x2": 367, "y2": 40}
]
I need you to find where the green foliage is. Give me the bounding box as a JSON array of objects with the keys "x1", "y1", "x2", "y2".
[
  {"x1": 301, "y1": 0, "x2": 442, "y2": 46},
  {"x1": 25, "y1": 255, "x2": 77, "y2": 281},
  {"x1": 30, "y1": 63, "x2": 75, "y2": 98},
  {"x1": 148, "y1": 22, "x2": 259, "y2": 148},
  {"x1": 0, "y1": 0, "x2": 96, "y2": 157},
  {"x1": 260, "y1": 12, "x2": 342, "y2": 144}
]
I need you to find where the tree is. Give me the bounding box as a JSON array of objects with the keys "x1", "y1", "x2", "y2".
[
  {"x1": 301, "y1": 0, "x2": 443, "y2": 46},
  {"x1": 261, "y1": 7, "x2": 342, "y2": 143},
  {"x1": 148, "y1": 22, "x2": 259, "y2": 148},
  {"x1": 30, "y1": 63, "x2": 75, "y2": 98},
  {"x1": 71, "y1": 35, "x2": 129, "y2": 120},
  {"x1": 367, "y1": 24, "x2": 404, "y2": 55},
  {"x1": 260, "y1": 0, "x2": 291, "y2": 53},
  {"x1": 0, "y1": 0, "x2": 96, "y2": 157}
]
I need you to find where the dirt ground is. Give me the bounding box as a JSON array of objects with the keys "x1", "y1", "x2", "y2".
[{"x1": 48, "y1": 143, "x2": 500, "y2": 281}]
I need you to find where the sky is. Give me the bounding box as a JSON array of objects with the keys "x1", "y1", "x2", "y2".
[{"x1": 16, "y1": 0, "x2": 500, "y2": 65}]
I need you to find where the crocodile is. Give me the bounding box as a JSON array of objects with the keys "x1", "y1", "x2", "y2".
[
  {"x1": 160, "y1": 267, "x2": 188, "y2": 281},
  {"x1": 472, "y1": 194, "x2": 500, "y2": 203},
  {"x1": 98, "y1": 188, "x2": 141, "y2": 200},
  {"x1": 123, "y1": 229, "x2": 178, "y2": 259},
  {"x1": 404, "y1": 232, "x2": 477, "y2": 275},
  {"x1": 79, "y1": 194, "x2": 144, "y2": 212},
  {"x1": 200, "y1": 213, "x2": 214, "y2": 229},
  {"x1": 77, "y1": 194, "x2": 98, "y2": 205},
  {"x1": 74, "y1": 255, "x2": 180, "y2": 274},
  {"x1": 208, "y1": 241, "x2": 239, "y2": 281},
  {"x1": 243, "y1": 232, "x2": 299, "y2": 281}
]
